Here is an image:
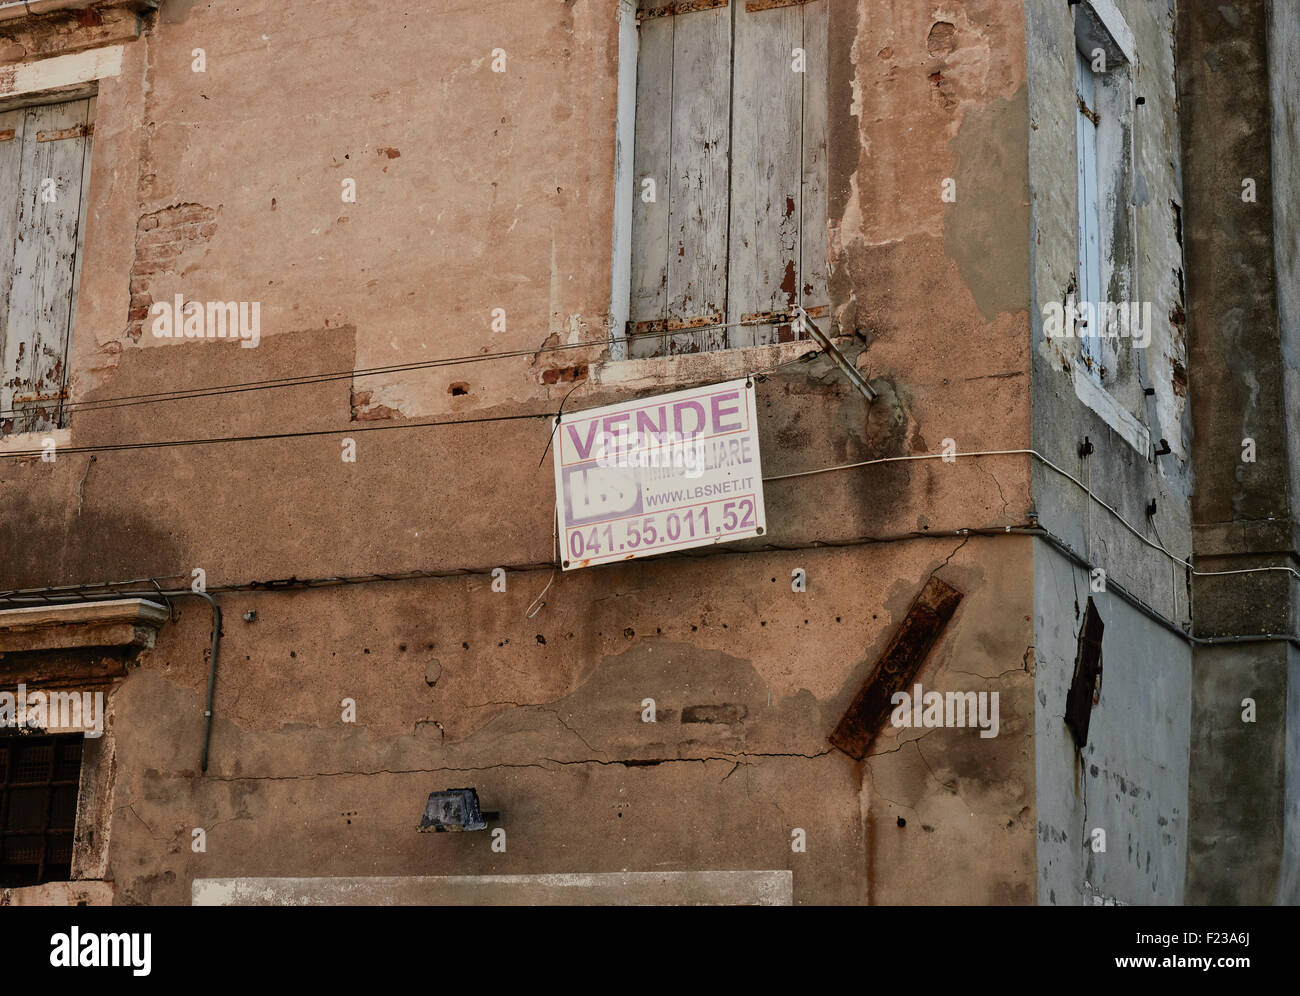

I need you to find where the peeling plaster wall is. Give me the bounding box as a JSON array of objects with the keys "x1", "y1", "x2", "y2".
[
  {"x1": 1, "y1": 0, "x2": 1041, "y2": 904},
  {"x1": 102, "y1": 541, "x2": 1033, "y2": 906}
]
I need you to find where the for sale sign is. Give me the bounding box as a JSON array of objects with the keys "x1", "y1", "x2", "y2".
[{"x1": 553, "y1": 378, "x2": 766, "y2": 570}]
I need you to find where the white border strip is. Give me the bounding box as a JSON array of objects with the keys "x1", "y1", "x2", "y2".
[
  {"x1": 194, "y1": 871, "x2": 794, "y2": 906},
  {"x1": 0, "y1": 45, "x2": 124, "y2": 99}
]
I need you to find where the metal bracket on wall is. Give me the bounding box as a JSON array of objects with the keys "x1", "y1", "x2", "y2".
[{"x1": 795, "y1": 307, "x2": 878, "y2": 402}]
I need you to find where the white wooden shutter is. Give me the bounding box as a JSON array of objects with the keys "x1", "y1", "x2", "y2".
[{"x1": 0, "y1": 96, "x2": 94, "y2": 436}]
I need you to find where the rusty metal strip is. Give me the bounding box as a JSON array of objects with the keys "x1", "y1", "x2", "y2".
[
  {"x1": 745, "y1": 0, "x2": 814, "y2": 11},
  {"x1": 1076, "y1": 95, "x2": 1099, "y2": 126},
  {"x1": 0, "y1": 129, "x2": 13, "y2": 142},
  {"x1": 739, "y1": 306, "x2": 827, "y2": 324},
  {"x1": 641, "y1": 0, "x2": 728, "y2": 19},
  {"x1": 629, "y1": 313, "x2": 723, "y2": 335},
  {"x1": 1064, "y1": 597, "x2": 1104, "y2": 749},
  {"x1": 36, "y1": 123, "x2": 93, "y2": 143},
  {"x1": 666, "y1": 313, "x2": 723, "y2": 331},
  {"x1": 12, "y1": 389, "x2": 68, "y2": 404},
  {"x1": 829, "y1": 576, "x2": 964, "y2": 760}
]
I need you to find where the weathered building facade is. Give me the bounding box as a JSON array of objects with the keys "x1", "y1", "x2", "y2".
[{"x1": 0, "y1": 0, "x2": 1294, "y2": 905}]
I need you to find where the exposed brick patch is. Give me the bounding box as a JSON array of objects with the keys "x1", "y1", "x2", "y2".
[
  {"x1": 126, "y1": 203, "x2": 217, "y2": 340},
  {"x1": 540, "y1": 364, "x2": 588, "y2": 385},
  {"x1": 349, "y1": 388, "x2": 400, "y2": 421}
]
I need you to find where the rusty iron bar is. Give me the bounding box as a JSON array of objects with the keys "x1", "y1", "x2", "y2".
[{"x1": 795, "y1": 306, "x2": 878, "y2": 401}]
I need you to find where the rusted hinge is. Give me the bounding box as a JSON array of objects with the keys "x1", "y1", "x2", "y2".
[
  {"x1": 739, "y1": 305, "x2": 827, "y2": 324},
  {"x1": 640, "y1": 0, "x2": 728, "y2": 20},
  {"x1": 746, "y1": 0, "x2": 816, "y2": 11},
  {"x1": 1076, "y1": 95, "x2": 1099, "y2": 126},
  {"x1": 36, "y1": 122, "x2": 93, "y2": 143},
  {"x1": 12, "y1": 389, "x2": 68, "y2": 404},
  {"x1": 628, "y1": 312, "x2": 724, "y2": 336}
]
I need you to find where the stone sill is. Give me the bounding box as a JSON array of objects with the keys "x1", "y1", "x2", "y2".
[
  {"x1": 592, "y1": 339, "x2": 817, "y2": 394},
  {"x1": 0, "y1": 598, "x2": 169, "y2": 653},
  {"x1": 0, "y1": 1, "x2": 153, "y2": 22},
  {"x1": 0, "y1": 880, "x2": 113, "y2": 906}
]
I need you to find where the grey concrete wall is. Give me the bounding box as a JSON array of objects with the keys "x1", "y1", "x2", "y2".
[
  {"x1": 1185, "y1": 643, "x2": 1293, "y2": 904},
  {"x1": 1268, "y1": 0, "x2": 1300, "y2": 907},
  {"x1": 1178, "y1": 0, "x2": 1300, "y2": 903},
  {"x1": 1034, "y1": 539, "x2": 1190, "y2": 905}
]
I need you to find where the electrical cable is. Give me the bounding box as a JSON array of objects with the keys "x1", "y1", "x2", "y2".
[
  {"x1": 2, "y1": 523, "x2": 1296, "y2": 649},
  {"x1": 0, "y1": 315, "x2": 811, "y2": 420}
]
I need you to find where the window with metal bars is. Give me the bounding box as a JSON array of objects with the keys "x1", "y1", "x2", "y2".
[{"x1": 0, "y1": 731, "x2": 83, "y2": 887}]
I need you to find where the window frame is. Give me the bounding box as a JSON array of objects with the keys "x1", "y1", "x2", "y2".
[
  {"x1": 1068, "y1": 0, "x2": 1151, "y2": 457},
  {"x1": 606, "y1": 0, "x2": 829, "y2": 368}
]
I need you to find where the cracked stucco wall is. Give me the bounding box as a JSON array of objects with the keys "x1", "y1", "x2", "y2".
[
  {"x1": 104, "y1": 540, "x2": 1033, "y2": 906},
  {"x1": 1034, "y1": 548, "x2": 1190, "y2": 905}
]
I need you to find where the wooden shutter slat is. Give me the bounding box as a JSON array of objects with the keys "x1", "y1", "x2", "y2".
[
  {"x1": 799, "y1": 0, "x2": 829, "y2": 319},
  {"x1": 628, "y1": 9, "x2": 675, "y2": 358},
  {"x1": 0, "y1": 106, "x2": 27, "y2": 435},
  {"x1": 664, "y1": 2, "x2": 731, "y2": 353},
  {"x1": 727, "y1": 0, "x2": 802, "y2": 347}
]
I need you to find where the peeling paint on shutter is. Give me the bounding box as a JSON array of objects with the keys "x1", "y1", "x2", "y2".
[
  {"x1": 727, "y1": 0, "x2": 801, "y2": 348},
  {"x1": 627, "y1": 0, "x2": 825, "y2": 357},
  {"x1": 799, "y1": 0, "x2": 829, "y2": 322},
  {"x1": 728, "y1": 0, "x2": 826, "y2": 346},
  {"x1": 663, "y1": 2, "x2": 732, "y2": 354},
  {"x1": 0, "y1": 95, "x2": 92, "y2": 436}
]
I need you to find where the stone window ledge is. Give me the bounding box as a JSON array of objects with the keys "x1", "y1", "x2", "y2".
[
  {"x1": 0, "y1": 598, "x2": 169, "y2": 654},
  {"x1": 0, "y1": 1, "x2": 154, "y2": 23},
  {"x1": 0, "y1": 880, "x2": 113, "y2": 906}
]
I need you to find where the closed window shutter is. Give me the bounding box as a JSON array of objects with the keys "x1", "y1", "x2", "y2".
[
  {"x1": 628, "y1": 0, "x2": 827, "y2": 358},
  {"x1": 0, "y1": 96, "x2": 94, "y2": 436}
]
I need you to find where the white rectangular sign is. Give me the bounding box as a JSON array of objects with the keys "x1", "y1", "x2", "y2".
[{"x1": 553, "y1": 378, "x2": 766, "y2": 570}]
